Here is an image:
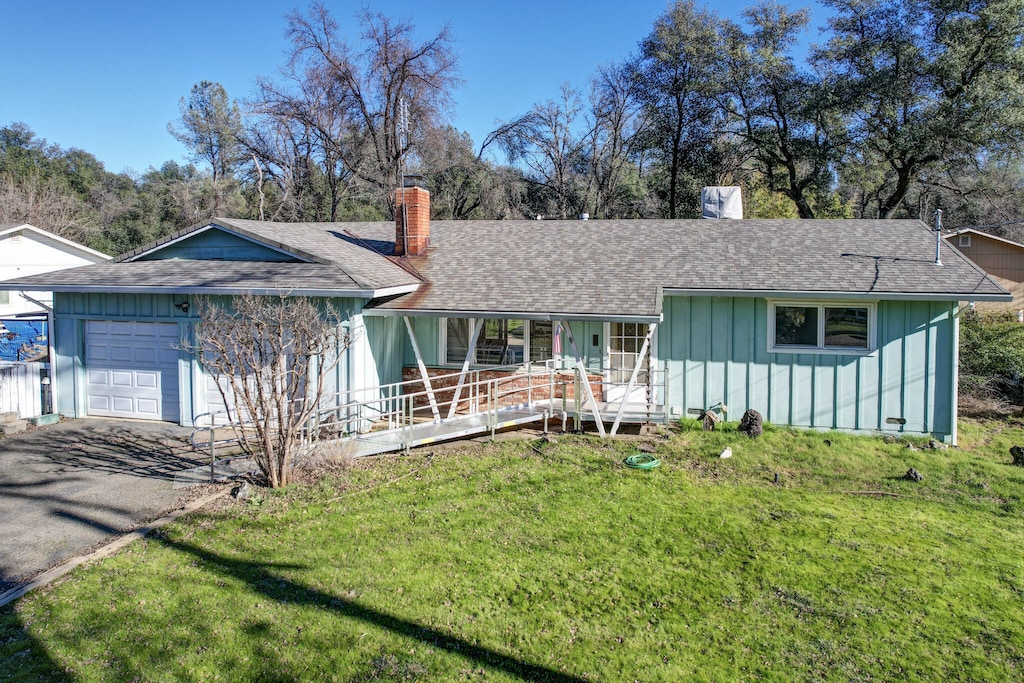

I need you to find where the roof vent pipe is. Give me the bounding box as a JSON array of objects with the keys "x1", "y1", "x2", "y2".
[
  {"x1": 701, "y1": 186, "x2": 743, "y2": 219},
  {"x1": 934, "y1": 209, "x2": 943, "y2": 266}
]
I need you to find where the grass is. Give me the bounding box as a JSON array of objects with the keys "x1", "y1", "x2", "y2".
[{"x1": 3, "y1": 419, "x2": 1024, "y2": 681}]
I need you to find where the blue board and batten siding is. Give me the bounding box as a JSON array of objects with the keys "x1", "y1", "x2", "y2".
[
  {"x1": 50, "y1": 289, "x2": 961, "y2": 441},
  {"x1": 659, "y1": 296, "x2": 958, "y2": 442},
  {"x1": 52, "y1": 292, "x2": 401, "y2": 427},
  {"x1": 136, "y1": 230, "x2": 297, "y2": 262}
]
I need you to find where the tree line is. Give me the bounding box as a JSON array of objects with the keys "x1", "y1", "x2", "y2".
[{"x1": 3, "y1": 0, "x2": 1024, "y2": 256}]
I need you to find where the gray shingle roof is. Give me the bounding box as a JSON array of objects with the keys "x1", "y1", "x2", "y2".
[
  {"x1": 206, "y1": 218, "x2": 419, "y2": 289},
  {"x1": 6, "y1": 218, "x2": 420, "y2": 294},
  {"x1": 3, "y1": 260, "x2": 403, "y2": 296},
  {"x1": 347, "y1": 218, "x2": 1009, "y2": 318},
  {"x1": 2, "y1": 216, "x2": 1008, "y2": 313}
]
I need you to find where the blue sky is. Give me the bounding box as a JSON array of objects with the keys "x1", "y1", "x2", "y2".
[{"x1": 1, "y1": 1, "x2": 827, "y2": 175}]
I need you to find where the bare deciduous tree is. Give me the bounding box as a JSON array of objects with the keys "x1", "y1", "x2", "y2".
[
  {"x1": 247, "y1": 3, "x2": 459, "y2": 220},
  {"x1": 586, "y1": 63, "x2": 649, "y2": 218},
  {"x1": 496, "y1": 83, "x2": 590, "y2": 219},
  {"x1": 0, "y1": 173, "x2": 96, "y2": 242},
  {"x1": 188, "y1": 294, "x2": 348, "y2": 488}
]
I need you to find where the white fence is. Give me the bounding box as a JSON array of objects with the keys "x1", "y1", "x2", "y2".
[{"x1": 0, "y1": 361, "x2": 43, "y2": 418}]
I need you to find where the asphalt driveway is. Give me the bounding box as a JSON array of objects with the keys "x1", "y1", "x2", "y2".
[{"x1": 0, "y1": 418, "x2": 207, "y2": 591}]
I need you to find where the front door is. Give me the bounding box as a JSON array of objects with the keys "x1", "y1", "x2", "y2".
[{"x1": 605, "y1": 322, "x2": 651, "y2": 403}]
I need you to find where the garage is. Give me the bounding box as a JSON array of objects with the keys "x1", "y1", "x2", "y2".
[{"x1": 84, "y1": 321, "x2": 180, "y2": 421}]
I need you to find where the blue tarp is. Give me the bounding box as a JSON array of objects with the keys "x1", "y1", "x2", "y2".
[{"x1": 0, "y1": 319, "x2": 47, "y2": 361}]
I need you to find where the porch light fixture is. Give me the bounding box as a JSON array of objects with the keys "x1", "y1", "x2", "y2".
[{"x1": 174, "y1": 301, "x2": 190, "y2": 314}]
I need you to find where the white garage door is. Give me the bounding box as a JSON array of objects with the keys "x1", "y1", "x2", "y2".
[{"x1": 84, "y1": 321, "x2": 180, "y2": 421}]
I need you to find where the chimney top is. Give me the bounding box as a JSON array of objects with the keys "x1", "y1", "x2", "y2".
[
  {"x1": 701, "y1": 186, "x2": 743, "y2": 219},
  {"x1": 395, "y1": 185, "x2": 430, "y2": 257}
]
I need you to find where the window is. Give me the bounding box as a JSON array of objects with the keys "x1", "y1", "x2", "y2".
[
  {"x1": 0, "y1": 291, "x2": 9, "y2": 306},
  {"x1": 769, "y1": 301, "x2": 875, "y2": 354},
  {"x1": 443, "y1": 318, "x2": 557, "y2": 366},
  {"x1": 958, "y1": 234, "x2": 971, "y2": 248}
]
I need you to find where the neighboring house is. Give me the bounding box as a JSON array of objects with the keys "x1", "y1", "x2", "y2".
[
  {"x1": 0, "y1": 224, "x2": 110, "y2": 316},
  {"x1": 0, "y1": 224, "x2": 110, "y2": 361},
  {"x1": 1, "y1": 186, "x2": 1010, "y2": 444},
  {"x1": 944, "y1": 228, "x2": 1024, "y2": 312}
]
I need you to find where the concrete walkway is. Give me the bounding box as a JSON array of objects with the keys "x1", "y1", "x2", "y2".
[{"x1": 0, "y1": 418, "x2": 207, "y2": 592}]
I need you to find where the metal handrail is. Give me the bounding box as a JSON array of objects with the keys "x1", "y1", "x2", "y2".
[{"x1": 188, "y1": 359, "x2": 669, "y2": 464}]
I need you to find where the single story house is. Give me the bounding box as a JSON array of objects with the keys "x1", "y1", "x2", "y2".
[
  {"x1": 2, "y1": 186, "x2": 1010, "y2": 444},
  {"x1": 944, "y1": 228, "x2": 1024, "y2": 312}
]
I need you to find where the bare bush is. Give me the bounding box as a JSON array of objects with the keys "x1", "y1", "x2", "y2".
[{"x1": 188, "y1": 294, "x2": 348, "y2": 487}]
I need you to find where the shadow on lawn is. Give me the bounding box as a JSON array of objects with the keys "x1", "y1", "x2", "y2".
[
  {"x1": 0, "y1": 604, "x2": 68, "y2": 683},
  {"x1": 155, "y1": 535, "x2": 588, "y2": 683}
]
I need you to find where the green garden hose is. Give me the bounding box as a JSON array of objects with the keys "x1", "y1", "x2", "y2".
[{"x1": 623, "y1": 453, "x2": 661, "y2": 469}]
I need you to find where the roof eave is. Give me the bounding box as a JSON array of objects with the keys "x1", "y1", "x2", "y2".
[
  {"x1": 0, "y1": 224, "x2": 111, "y2": 260},
  {"x1": 663, "y1": 287, "x2": 1014, "y2": 303},
  {"x1": 363, "y1": 307, "x2": 662, "y2": 323},
  {"x1": 12, "y1": 283, "x2": 419, "y2": 299}
]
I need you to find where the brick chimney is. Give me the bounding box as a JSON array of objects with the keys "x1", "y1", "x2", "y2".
[{"x1": 394, "y1": 182, "x2": 430, "y2": 257}]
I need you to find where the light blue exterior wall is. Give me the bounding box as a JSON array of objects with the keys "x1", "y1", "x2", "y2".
[
  {"x1": 565, "y1": 321, "x2": 604, "y2": 372},
  {"x1": 51, "y1": 289, "x2": 960, "y2": 441},
  {"x1": 52, "y1": 292, "x2": 406, "y2": 427},
  {"x1": 362, "y1": 315, "x2": 405, "y2": 387},
  {"x1": 659, "y1": 296, "x2": 958, "y2": 441},
  {"x1": 402, "y1": 317, "x2": 440, "y2": 367},
  {"x1": 138, "y1": 230, "x2": 297, "y2": 261}
]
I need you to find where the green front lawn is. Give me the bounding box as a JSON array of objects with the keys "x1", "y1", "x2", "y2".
[{"x1": 3, "y1": 420, "x2": 1024, "y2": 681}]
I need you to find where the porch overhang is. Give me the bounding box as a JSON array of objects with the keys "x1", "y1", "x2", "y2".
[{"x1": 362, "y1": 308, "x2": 663, "y2": 324}]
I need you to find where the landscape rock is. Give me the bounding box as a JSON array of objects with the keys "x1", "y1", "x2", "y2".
[
  {"x1": 232, "y1": 482, "x2": 251, "y2": 500},
  {"x1": 926, "y1": 439, "x2": 949, "y2": 450},
  {"x1": 1011, "y1": 445, "x2": 1024, "y2": 467},
  {"x1": 738, "y1": 409, "x2": 763, "y2": 438},
  {"x1": 702, "y1": 410, "x2": 721, "y2": 431},
  {"x1": 903, "y1": 468, "x2": 924, "y2": 482}
]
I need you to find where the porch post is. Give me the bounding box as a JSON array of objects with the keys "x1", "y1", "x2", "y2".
[
  {"x1": 404, "y1": 317, "x2": 441, "y2": 421},
  {"x1": 447, "y1": 319, "x2": 481, "y2": 419},
  {"x1": 610, "y1": 322, "x2": 657, "y2": 436},
  {"x1": 561, "y1": 321, "x2": 606, "y2": 437}
]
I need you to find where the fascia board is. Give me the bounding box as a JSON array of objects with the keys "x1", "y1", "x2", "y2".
[
  {"x1": 662, "y1": 288, "x2": 1013, "y2": 303},
  {"x1": 362, "y1": 308, "x2": 662, "y2": 323}
]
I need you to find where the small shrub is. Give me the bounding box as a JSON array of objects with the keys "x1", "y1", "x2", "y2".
[{"x1": 960, "y1": 311, "x2": 1024, "y2": 407}]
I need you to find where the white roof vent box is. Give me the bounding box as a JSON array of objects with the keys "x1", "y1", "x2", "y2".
[{"x1": 701, "y1": 186, "x2": 743, "y2": 219}]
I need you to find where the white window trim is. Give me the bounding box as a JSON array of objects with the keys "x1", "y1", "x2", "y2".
[
  {"x1": 958, "y1": 234, "x2": 971, "y2": 248},
  {"x1": 767, "y1": 300, "x2": 878, "y2": 356}
]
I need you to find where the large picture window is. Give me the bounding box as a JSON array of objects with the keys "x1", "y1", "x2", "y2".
[
  {"x1": 443, "y1": 318, "x2": 557, "y2": 366},
  {"x1": 769, "y1": 301, "x2": 875, "y2": 354}
]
